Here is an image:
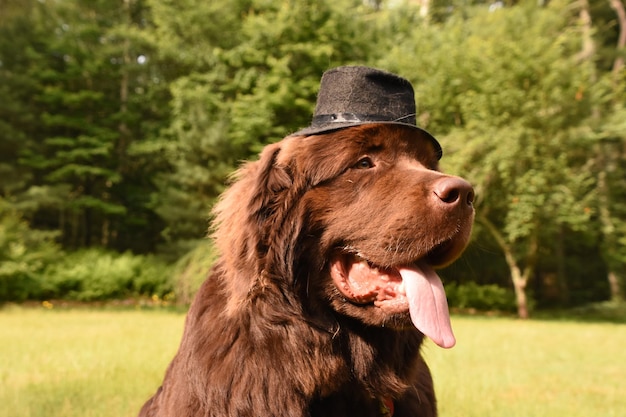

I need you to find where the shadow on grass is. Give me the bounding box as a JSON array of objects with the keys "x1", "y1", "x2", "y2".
[
  {"x1": 532, "y1": 301, "x2": 626, "y2": 324},
  {"x1": 5, "y1": 299, "x2": 625, "y2": 324},
  {"x1": 451, "y1": 301, "x2": 626, "y2": 324},
  {"x1": 1, "y1": 298, "x2": 190, "y2": 314}
]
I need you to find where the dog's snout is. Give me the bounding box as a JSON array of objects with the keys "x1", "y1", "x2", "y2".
[{"x1": 433, "y1": 177, "x2": 474, "y2": 207}]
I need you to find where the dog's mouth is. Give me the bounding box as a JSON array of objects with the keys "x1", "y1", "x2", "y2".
[{"x1": 330, "y1": 241, "x2": 457, "y2": 349}]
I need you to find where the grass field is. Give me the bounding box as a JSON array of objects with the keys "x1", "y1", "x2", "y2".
[{"x1": 1, "y1": 305, "x2": 625, "y2": 417}]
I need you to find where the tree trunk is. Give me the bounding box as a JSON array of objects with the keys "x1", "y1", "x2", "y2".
[
  {"x1": 419, "y1": 0, "x2": 430, "y2": 18},
  {"x1": 609, "y1": 0, "x2": 626, "y2": 78},
  {"x1": 580, "y1": 0, "x2": 623, "y2": 303},
  {"x1": 606, "y1": 0, "x2": 626, "y2": 302},
  {"x1": 480, "y1": 215, "x2": 536, "y2": 319},
  {"x1": 576, "y1": 0, "x2": 595, "y2": 62},
  {"x1": 555, "y1": 225, "x2": 569, "y2": 305},
  {"x1": 607, "y1": 271, "x2": 623, "y2": 303},
  {"x1": 578, "y1": 0, "x2": 602, "y2": 118},
  {"x1": 597, "y1": 150, "x2": 623, "y2": 303},
  {"x1": 511, "y1": 264, "x2": 529, "y2": 319},
  {"x1": 118, "y1": 0, "x2": 132, "y2": 172},
  {"x1": 597, "y1": 168, "x2": 617, "y2": 301}
]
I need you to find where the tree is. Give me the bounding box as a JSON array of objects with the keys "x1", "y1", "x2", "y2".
[
  {"x1": 0, "y1": 0, "x2": 51, "y2": 198},
  {"x1": 384, "y1": 1, "x2": 600, "y2": 317},
  {"x1": 149, "y1": 0, "x2": 386, "y2": 252},
  {"x1": 579, "y1": 0, "x2": 626, "y2": 303},
  {"x1": 2, "y1": 0, "x2": 171, "y2": 252},
  {"x1": 0, "y1": 198, "x2": 61, "y2": 301}
]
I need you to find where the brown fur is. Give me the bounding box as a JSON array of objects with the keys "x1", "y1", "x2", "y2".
[{"x1": 139, "y1": 124, "x2": 474, "y2": 417}]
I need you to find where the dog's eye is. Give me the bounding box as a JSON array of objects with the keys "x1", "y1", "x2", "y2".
[{"x1": 355, "y1": 157, "x2": 374, "y2": 169}]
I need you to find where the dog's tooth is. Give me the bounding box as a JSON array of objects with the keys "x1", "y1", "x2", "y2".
[{"x1": 398, "y1": 281, "x2": 405, "y2": 294}]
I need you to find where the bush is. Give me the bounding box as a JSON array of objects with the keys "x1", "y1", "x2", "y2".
[
  {"x1": 40, "y1": 249, "x2": 174, "y2": 301},
  {"x1": 446, "y1": 282, "x2": 517, "y2": 312},
  {"x1": 171, "y1": 240, "x2": 218, "y2": 304},
  {"x1": 0, "y1": 201, "x2": 62, "y2": 302}
]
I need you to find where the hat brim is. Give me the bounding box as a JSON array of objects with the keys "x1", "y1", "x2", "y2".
[{"x1": 289, "y1": 121, "x2": 443, "y2": 160}]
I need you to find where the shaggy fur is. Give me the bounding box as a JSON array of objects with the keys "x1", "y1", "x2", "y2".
[{"x1": 139, "y1": 124, "x2": 474, "y2": 417}]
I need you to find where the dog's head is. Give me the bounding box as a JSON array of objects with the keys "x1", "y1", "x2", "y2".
[{"x1": 213, "y1": 124, "x2": 474, "y2": 347}]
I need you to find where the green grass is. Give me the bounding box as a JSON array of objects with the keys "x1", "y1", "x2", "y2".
[
  {"x1": 426, "y1": 316, "x2": 626, "y2": 417},
  {"x1": 1, "y1": 306, "x2": 625, "y2": 417},
  {"x1": 0, "y1": 305, "x2": 184, "y2": 417}
]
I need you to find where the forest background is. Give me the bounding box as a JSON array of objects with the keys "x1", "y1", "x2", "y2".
[{"x1": 1, "y1": 0, "x2": 625, "y2": 318}]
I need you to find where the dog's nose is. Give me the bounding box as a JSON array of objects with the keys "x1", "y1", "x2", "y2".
[{"x1": 433, "y1": 177, "x2": 474, "y2": 207}]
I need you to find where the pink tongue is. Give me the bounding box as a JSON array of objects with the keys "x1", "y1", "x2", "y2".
[{"x1": 400, "y1": 264, "x2": 456, "y2": 348}]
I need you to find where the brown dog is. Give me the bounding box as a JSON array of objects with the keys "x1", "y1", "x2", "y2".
[{"x1": 139, "y1": 67, "x2": 474, "y2": 417}]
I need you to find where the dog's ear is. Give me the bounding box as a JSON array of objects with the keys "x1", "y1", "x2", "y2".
[
  {"x1": 212, "y1": 132, "x2": 358, "y2": 307},
  {"x1": 212, "y1": 137, "x2": 304, "y2": 301},
  {"x1": 213, "y1": 140, "x2": 289, "y2": 270}
]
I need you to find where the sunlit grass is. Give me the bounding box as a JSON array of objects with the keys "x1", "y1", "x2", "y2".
[
  {"x1": 0, "y1": 305, "x2": 184, "y2": 417},
  {"x1": 1, "y1": 306, "x2": 624, "y2": 417},
  {"x1": 426, "y1": 316, "x2": 626, "y2": 417}
]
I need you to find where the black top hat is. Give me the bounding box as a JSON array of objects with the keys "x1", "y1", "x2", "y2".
[{"x1": 291, "y1": 66, "x2": 442, "y2": 159}]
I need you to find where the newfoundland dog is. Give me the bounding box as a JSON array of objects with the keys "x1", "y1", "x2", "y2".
[{"x1": 139, "y1": 66, "x2": 474, "y2": 417}]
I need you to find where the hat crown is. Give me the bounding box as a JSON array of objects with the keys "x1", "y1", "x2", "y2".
[
  {"x1": 291, "y1": 65, "x2": 442, "y2": 159},
  {"x1": 312, "y1": 66, "x2": 417, "y2": 126}
]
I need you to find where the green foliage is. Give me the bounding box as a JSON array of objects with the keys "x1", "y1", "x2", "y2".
[
  {"x1": 595, "y1": 107, "x2": 626, "y2": 298},
  {"x1": 0, "y1": 199, "x2": 61, "y2": 301},
  {"x1": 151, "y1": 0, "x2": 384, "y2": 248},
  {"x1": 41, "y1": 249, "x2": 174, "y2": 301},
  {"x1": 1, "y1": 0, "x2": 624, "y2": 307},
  {"x1": 446, "y1": 282, "x2": 517, "y2": 312},
  {"x1": 387, "y1": 1, "x2": 596, "y2": 241},
  {"x1": 0, "y1": 203, "x2": 175, "y2": 301},
  {"x1": 170, "y1": 240, "x2": 219, "y2": 304},
  {"x1": 1, "y1": 0, "x2": 171, "y2": 252},
  {"x1": 382, "y1": 0, "x2": 623, "y2": 313}
]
